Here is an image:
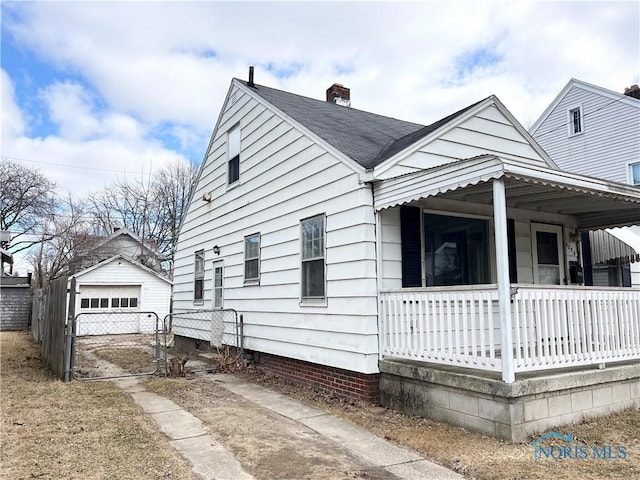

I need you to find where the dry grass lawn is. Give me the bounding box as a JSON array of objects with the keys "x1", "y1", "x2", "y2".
[
  {"x1": 234, "y1": 369, "x2": 640, "y2": 480},
  {"x1": 0, "y1": 332, "x2": 195, "y2": 480}
]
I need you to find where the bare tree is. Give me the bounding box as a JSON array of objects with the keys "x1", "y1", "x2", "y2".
[
  {"x1": 152, "y1": 159, "x2": 198, "y2": 272},
  {"x1": 0, "y1": 159, "x2": 57, "y2": 252},
  {"x1": 29, "y1": 195, "x2": 89, "y2": 289},
  {"x1": 86, "y1": 159, "x2": 198, "y2": 273}
]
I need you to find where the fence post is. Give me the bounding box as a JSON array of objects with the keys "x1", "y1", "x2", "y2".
[
  {"x1": 64, "y1": 277, "x2": 77, "y2": 383},
  {"x1": 239, "y1": 314, "x2": 244, "y2": 357}
]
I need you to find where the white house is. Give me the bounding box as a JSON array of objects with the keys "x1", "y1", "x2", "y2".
[
  {"x1": 173, "y1": 72, "x2": 640, "y2": 440},
  {"x1": 70, "y1": 228, "x2": 171, "y2": 335},
  {"x1": 530, "y1": 79, "x2": 640, "y2": 287}
]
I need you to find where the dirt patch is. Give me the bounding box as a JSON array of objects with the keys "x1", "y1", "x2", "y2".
[
  {"x1": 0, "y1": 332, "x2": 195, "y2": 480},
  {"x1": 234, "y1": 368, "x2": 640, "y2": 480}
]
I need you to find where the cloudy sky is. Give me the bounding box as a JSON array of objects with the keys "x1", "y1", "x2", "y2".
[{"x1": 2, "y1": 1, "x2": 639, "y2": 200}]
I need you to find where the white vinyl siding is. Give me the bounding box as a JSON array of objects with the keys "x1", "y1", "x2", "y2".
[
  {"x1": 172, "y1": 83, "x2": 379, "y2": 373},
  {"x1": 532, "y1": 84, "x2": 640, "y2": 185},
  {"x1": 376, "y1": 103, "x2": 551, "y2": 180}
]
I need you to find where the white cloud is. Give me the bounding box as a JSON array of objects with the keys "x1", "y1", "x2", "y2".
[
  {"x1": 2, "y1": 69, "x2": 190, "y2": 198},
  {"x1": 40, "y1": 81, "x2": 102, "y2": 141},
  {"x1": 1, "y1": 1, "x2": 638, "y2": 198},
  {"x1": 1, "y1": 68, "x2": 25, "y2": 139}
]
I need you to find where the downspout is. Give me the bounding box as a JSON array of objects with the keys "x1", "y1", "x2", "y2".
[{"x1": 370, "y1": 181, "x2": 384, "y2": 363}]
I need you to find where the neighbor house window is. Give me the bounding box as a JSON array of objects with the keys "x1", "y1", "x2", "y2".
[
  {"x1": 228, "y1": 125, "x2": 240, "y2": 185},
  {"x1": 244, "y1": 233, "x2": 260, "y2": 283},
  {"x1": 568, "y1": 106, "x2": 583, "y2": 135},
  {"x1": 194, "y1": 250, "x2": 204, "y2": 303},
  {"x1": 301, "y1": 215, "x2": 325, "y2": 299},
  {"x1": 630, "y1": 162, "x2": 640, "y2": 186},
  {"x1": 424, "y1": 213, "x2": 490, "y2": 286}
]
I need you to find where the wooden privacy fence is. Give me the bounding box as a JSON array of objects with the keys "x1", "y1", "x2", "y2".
[{"x1": 32, "y1": 276, "x2": 75, "y2": 380}]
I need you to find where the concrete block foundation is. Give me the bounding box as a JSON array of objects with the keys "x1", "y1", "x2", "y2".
[{"x1": 379, "y1": 359, "x2": 640, "y2": 442}]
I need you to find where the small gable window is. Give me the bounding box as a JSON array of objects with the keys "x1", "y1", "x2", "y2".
[
  {"x1": 568, "y1": 106, "x2": 583, "y2": 136},
  {"x1": 228, "y1": 125, "x2": 240, "y2": 185}
]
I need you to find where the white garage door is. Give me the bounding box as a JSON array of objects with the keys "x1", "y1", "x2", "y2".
[{"x1": 77, "y1": 285, "x2": 145, "y2": 335}]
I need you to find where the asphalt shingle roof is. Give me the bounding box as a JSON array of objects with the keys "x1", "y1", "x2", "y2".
[{"x1": 239, "y1": 79, "x2": 485, "y2": 169}]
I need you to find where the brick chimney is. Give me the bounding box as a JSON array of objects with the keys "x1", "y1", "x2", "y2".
[
  {"x1": 624, "y1": 84, "x2": 640, "y2": 99},
  {"x1": 326, "y1": 83, "x2": 351, "y2": 107}
]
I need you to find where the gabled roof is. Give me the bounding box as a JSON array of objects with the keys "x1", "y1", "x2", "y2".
[
  {"x1": 71, "y1": 254, "x2": 172, "y2": 284},
  {"x1": 237, "y1": 80, "x2": 481, "y2": 170},
  {"x1": 92, "y1": 227, "x2": 165, "y2": 260},
  {"x1": 530, "y1": 78, "x2": 640, "y2": 134}
]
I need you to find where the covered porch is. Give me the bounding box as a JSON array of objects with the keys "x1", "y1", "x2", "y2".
[{"x1": 373, "y1": 155, "x2": 640, "y2": 383}]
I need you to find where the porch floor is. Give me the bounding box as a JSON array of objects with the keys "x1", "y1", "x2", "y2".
[{"x1": 381, "y1": 356, "x2": 640, "y2": 382}]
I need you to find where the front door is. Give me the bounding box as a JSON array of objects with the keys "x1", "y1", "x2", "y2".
[{"x1": 532, "y1": 223, "x2": 565, "y2": 285}]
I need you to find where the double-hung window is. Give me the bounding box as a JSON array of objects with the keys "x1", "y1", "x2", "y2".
[
  {"x1": 301, "y1": 215, "x2": 325, "y2": 299},
  {"x1": 194, "y1": 250, "x2": 204, "y2": 303},
  {"x1": 630, "y1": 162, "x2": 640, "y2": 186},
  {"x1": 568, "y1": 106, "x2": 583, "y2": 136},
  {"x1": 244, "y1": 233, "x2": 260, "y2": 283},
  {"x1": 228, "y1": 125, "x2": 240, "y2": 185}
]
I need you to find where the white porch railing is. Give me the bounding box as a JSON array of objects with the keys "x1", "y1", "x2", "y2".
[
  {"x1": 513, "y1": 286, "x2": 640, "y2": 372},
  {"x1": 379, "y1": 286, "x2": 502, "y2": 372},
  {"x1": 379, "y1": 286, "x2": 640, "y2": 375}
]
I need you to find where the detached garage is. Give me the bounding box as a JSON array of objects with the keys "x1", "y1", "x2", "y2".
[{"x1": 72, "y1": 255, "x2": 172, "y2": 336}]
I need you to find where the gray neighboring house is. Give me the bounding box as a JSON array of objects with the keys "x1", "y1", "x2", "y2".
[
  {"x1": 1, "y1": 248, "x2": 32, "y2": 331},
  {"x1": 530, "y1": 78, "x2": 640, "y2": 287}
]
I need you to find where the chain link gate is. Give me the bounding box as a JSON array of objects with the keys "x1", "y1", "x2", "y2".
[
  {"x1": 162, "y1": 309, "x2": 243, "y2": 372},
  {"x1": 71, "y1": 311, "x2": 164, "y2": 380}
]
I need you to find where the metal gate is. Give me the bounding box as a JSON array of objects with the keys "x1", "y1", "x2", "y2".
[
  {"x1": 162, "y1": 309, "x2": 243, "y2": 369},
  {"x1": 72, "y1": 311, "x2": 164, "y2": 380}
]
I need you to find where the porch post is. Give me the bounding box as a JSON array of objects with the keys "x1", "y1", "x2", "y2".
[{"x1": 493, "y1": 178, "x2": 515, "y2": 383}]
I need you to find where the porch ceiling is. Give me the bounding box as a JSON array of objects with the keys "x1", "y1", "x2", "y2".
[{"x1": 372, "y1": 155, "x2": 640, "y2": 229}]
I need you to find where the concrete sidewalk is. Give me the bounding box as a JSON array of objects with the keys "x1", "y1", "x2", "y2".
[{"x1": 114, "y1": 374, "x2": 463, "y2": 480}]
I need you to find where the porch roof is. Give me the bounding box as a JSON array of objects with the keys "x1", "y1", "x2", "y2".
[
  {"x1": 371, "y1": 155, "x2": 640, "y2": 229},
  {"x1": 590, "y1": 228, "x2": 640, "y2": 264}
]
